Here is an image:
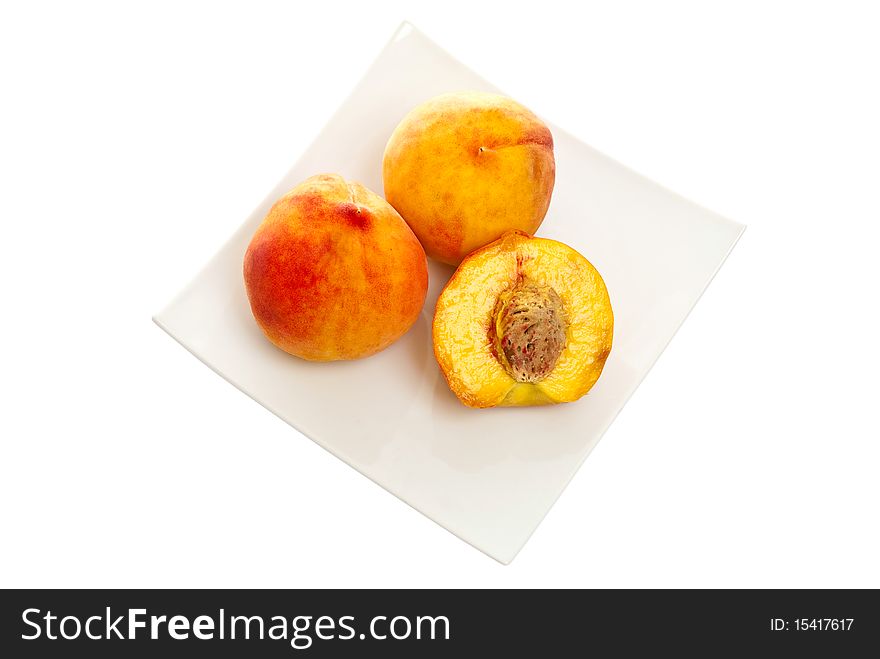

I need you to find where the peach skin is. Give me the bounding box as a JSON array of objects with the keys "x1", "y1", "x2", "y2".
[
  {"x1": 244, "y1": 174, "x2": 428, "y2": 361},
  {"x1": 383, "y1": 91, "x2": 555, "y2": 265}
]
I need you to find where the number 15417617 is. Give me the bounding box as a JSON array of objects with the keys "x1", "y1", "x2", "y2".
[{"x1": 770, "y1": 618, "x2": 854, "y2": 631}]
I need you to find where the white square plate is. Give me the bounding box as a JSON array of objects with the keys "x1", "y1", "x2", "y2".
[{"x1": 154, "y1": 22, "x2": 744, "y2": 563}]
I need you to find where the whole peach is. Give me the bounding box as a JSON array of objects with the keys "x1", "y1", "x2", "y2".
[
  {"x1": 383, "y1": 91, "x2": 555, "y2": 265},
  {"x1": 244, "y1": 174, "x2": 428, "y2": 360}
]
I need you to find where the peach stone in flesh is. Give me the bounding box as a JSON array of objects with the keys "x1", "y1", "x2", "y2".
[{"x1": 493, "y1": 282, "x2": 567, "y2": 384}]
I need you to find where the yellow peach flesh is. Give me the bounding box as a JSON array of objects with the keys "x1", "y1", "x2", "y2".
[{"x1": 433, "y1": 231, "x2": 613, "y2": 407}]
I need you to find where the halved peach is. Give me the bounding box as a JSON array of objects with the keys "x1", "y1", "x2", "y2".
[{"x1": 433, "y1": 231, "x2": 613, "y2": 407}]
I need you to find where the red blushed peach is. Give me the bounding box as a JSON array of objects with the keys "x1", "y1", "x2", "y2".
[{"x1": 243, "y1": 174, "x2": 428, "y2": 361}]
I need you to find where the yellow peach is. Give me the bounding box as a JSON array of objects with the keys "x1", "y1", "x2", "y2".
[{"x1": 383, "y1": 91, "x2": 555, "y2": 265}]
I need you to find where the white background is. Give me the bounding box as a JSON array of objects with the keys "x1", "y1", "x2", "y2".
[{"x1": 2, "y1": 1, "x2": 878, "y2": 588}]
